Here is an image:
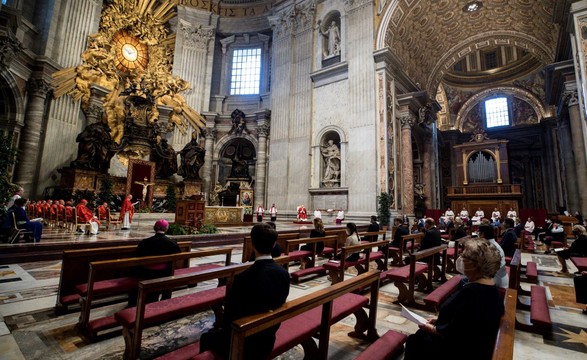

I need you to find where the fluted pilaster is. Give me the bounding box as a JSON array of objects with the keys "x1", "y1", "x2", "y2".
[
  {"x1": 14, "y1": 78, "x2": 52, "y2": 196},
  {"x1": 201, "y1": 114, "x2": 217, "y2": 204},
  {"x1": 564, "y1": 89, "x2": 587, "y2": 214},
  {"x1": 254, "y1": 110, "x2": 270, "y2": 207}
]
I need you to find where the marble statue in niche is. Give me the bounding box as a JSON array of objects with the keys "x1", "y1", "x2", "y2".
[
  {"x1": 319, "y1": 20, "x2": 341, "y2": 59},
  {"x1": 321, "y1": 139, "x2": 341, "y2": 187}
]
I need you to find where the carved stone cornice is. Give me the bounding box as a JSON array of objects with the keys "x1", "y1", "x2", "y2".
[
  {"x1": 256, "y1": 124, "x2": 270, "y2": 137},
  {"x1": 563, "y1": 89, "x2": 579, "y2": 107},
  {"x1": 399, "y1": 114, "x2": 416, "y2": 129},
  {"x1": 0, "y1": 34, "x2": 24, "y2": 69},
  {"x1": 269, "y1": 1, "x2": 316, "y2": 39},
  {"x1": 26, "y1": 78, "x2": 52, "y2": 97},
  {"x1": 344, "y1": 0, "x2": 372, "y2": 13},
  {"x1": 179, "y1": 22, "x2": 215, "y2": 50}
]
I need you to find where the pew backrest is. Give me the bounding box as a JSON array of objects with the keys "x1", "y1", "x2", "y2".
[
  {"x1": 228, "y1": 270, "x2": 381, "y2": 360},
  {"x1": 242, "y1": 233, "x2": 301, "y2": 262},
  {"x1": 491, "y1": 288, "x2": 517, "y2": 360},
  {"x1": 56, "y1": 241, "x2": 192, "y2": 311},
  {"x1": 284, "y1": 235, "x2": 339, "y2": 254},
  {"x1": 508, "y1": 249, "x2": 522, "y2": 290}
]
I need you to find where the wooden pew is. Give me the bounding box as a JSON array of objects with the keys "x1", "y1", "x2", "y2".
[
  {"x1": 241, "y1": 233, "x2": 300, "y2": 262},
  {"x1": 117, "y1": 263, "x2": 252, "y2": 360},
  {"x1": 55, "y1": 241, "x2": 193, "y2": 313},
  {"x1": 359, "y1": 230, "x2": 387, "y2": 243},
  {"x1": 160, "y1": 270, "x2": 381, "y2": 360},
  {"x1": 77, "y1": 248, "x2": 232, "y2": 339},
  {"x1": 491, "y1": 288, "x2": 518, "y2": 360},
  {"x1": 323, "y1": 240, "x2": 389, "y2": 284},
  {"x1": 285, "y1": 235, "x2": 339, "y2": 283},
  {"x1": 380, "y1": 244, "x2": 448, "y2": 308},
  {"x1": 388, "y1": 233, "x2": 423, "y2": 266}
]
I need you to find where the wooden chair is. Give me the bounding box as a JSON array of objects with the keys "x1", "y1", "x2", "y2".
[
  {"x1": 9, "y1": 212, "x2": 33, "y2": 244},
  {"x1": 74, "y1": 207, "x2": 90, "y2": 234},
  {"x1": 108, "y1": 209, "x2": 121, "y2": 230}
]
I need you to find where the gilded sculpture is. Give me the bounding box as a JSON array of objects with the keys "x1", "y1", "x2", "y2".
[{"x1": 52, "y1": 0, "x2": 205, "y2": 146}]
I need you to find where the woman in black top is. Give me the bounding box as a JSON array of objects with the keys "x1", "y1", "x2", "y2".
[
  {"x1": 301, "y1": 217, "x2": 326, "y2": 254},
  {"x1": 405, "y1": 238, "x2": 505, "y2": 360},
  {"x1": 557, "y1": 224, "x2": 587, "y2": 273}
]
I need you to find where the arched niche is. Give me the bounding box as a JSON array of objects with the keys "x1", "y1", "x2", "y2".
[
  {"x1": 214, "y1": 136, "x2": 257, "y2": 205},
  {"x1": 317, "y1": 11, "x2": 342, "y2": 68},
  {"x1": 313, "y1": 126, "x2": 347, "y2": 189}
]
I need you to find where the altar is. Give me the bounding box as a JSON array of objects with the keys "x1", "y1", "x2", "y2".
[{"x1": 204, "y1": 206, "x2": 245, "y2": 225}]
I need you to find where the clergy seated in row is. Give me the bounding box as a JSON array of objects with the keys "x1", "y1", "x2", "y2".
[
  {"x1": 76, "y1": 199, "x2": 100, "y2": 235},
  {"x1": 459, "y1": 207, "x2": 469, "y2": 222}
]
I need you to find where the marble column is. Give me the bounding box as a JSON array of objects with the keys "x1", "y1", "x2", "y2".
[
  {"x1": 565, "y1": 90, "x2": 587, "y2": 214},
  {"x1": 557, "y1": 116, "x2": 580, "y2": 213},
  {"x1": 254, "y1": 110, "x2": 271, "y2": 207},
  {"x1": 14, "y1": 78, "x2": 51, "y2": 196},
  {"x1": 400, "y1": 114, "x2": 415, "y2": 216},
  {"x1": 422, "y1": 133, "x2": 433, "y2": 209},
  {"x1": 201, "y1": 113, "x2": 217, "y2": 204}
]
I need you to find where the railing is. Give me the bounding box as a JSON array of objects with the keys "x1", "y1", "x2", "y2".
[{"x1": 447, "y1": 184, "x2": 521, "y2": 196}]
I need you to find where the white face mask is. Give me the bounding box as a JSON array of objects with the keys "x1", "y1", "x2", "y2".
[
  {"x1": 346, "y1": 230, "x2": 351, "y2": 236},
  {"x1": 456, "y1": 256, "x2": 466, "y2": 275}
]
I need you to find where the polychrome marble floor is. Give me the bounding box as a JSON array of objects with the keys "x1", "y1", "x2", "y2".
[{"x1": 0, "y1": 228, "x2": 586, "y2": 359}]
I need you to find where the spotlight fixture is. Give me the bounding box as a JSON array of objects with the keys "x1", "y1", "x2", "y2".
[{"x1": 463, "y1": 1, "x2": 483, "y2": 13}]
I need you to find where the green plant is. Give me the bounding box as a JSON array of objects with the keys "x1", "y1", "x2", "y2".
[
  {"x1": 377, "y1": 192, "x2": 391, "y2": 227},
  {"x1": 198, "y1": 223, "x2": 218, "y2": 234},
  {"x1": 167, "y1": 223, "x2": 188, "y2": 235},
  {"x1": 165, "y1": 185, "x2": 176, "y2": 212},
  {"x1": 138, "y1": 206, "x2": 152, "y2": 213}
]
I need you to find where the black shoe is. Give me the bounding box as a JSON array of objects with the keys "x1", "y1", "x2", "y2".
[{"x1": 582, "y1": 309, "x2": 587, "y2": 315}]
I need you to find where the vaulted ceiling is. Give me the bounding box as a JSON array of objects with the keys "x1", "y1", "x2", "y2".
[{"x1": 383, "y1": 0, "x2": 559, "y2": 95}]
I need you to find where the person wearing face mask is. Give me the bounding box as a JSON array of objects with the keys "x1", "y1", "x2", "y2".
[
  {"x1": 334, "y1": 222, "x2": 361, "y2": 262},
  {"x1": 405, "y1": 238, "x2": 505, "y2": 360},
  {"x1": 11, "y1": 198, "x2": 43, "y2": 242},
  {"x1": 555, "y1": 225, "x2": 587, "y2": 274}
]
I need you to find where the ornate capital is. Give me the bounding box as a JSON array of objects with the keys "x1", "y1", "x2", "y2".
[
  {"x1": 269, "y1": 1, "x2": 316, "y2": 39},
  {"x1": 563, "y1": 90, "x2": 579, "y2": 107},
  {"x1": 26, "y1": 78, "x2": 52, "y2": 97},
  {"x1": 203, "y1": 127, "x2": 217, "y2": 140},
  {"x1": 0, "y1": 35, "x2": 24, "y2": 69},
  {"x1": 257, "y1": 124, "x2": 270, "y2": 137},
  {"x1": 399, "y1": 114, "x2": 416, "y2": 129},
  {"x1": 180, "y1": 22, "x2": 215, "y2": 50},
  {"x1": 84, "y1": 103, "x2": 103, "y2": 121}
]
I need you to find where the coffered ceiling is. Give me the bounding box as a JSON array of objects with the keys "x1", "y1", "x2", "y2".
[{"x1": 383, "y1": 0, "x2": 559, "y2": 94}]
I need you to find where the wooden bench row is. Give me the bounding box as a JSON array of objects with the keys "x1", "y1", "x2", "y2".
[{"x1": 77, "y1": 248, "x2": 233, "y2": 339}]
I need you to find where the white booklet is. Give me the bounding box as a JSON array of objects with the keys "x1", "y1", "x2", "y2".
[{"x1": 400, "y1": 304, "x2": 427, "y2": 326}]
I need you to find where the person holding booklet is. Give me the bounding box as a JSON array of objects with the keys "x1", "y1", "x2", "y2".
[{"x1": 404, "y1": 237, "x2": 504, "y2": 360}]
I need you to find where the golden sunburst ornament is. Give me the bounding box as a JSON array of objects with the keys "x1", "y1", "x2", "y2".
[{"x1": 51, "y1": 0, "x2": 205, "y2": 143}]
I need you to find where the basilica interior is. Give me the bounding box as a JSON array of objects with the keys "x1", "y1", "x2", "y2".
[{"x1": 1, "y1": 0, "x2": 587, "y2": 359}]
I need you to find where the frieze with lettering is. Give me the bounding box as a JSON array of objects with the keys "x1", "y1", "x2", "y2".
[{"x1": 177, "y1": 0, "x2": 272, "y2": 18}]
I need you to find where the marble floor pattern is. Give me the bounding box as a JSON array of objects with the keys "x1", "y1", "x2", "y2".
[{"x1": 1, "y1": 227, "x2": 587, "y2": 359}]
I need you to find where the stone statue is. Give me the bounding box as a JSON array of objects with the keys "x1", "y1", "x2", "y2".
[
  {"x1": 178, "y1": 132, "x2": 206, "y2": 180},
  {"x1": 151, "y1": 138, "x2": 177, "y2": 178},
  {"x1": 321, "y1": 140, "x2": 341, "y2": 183},
  {"x1": 229, "y1": 155, "x2": 250, "y2": 179},
  {"x1": 320, "y1": 20, "x2": 341, "y2": 58},
  {"x1": 71, "y1": 122, "x2": 115, "y2": 172},
  {"x1": 229, "y1": 109, "x2": 248, "y2": 135}
]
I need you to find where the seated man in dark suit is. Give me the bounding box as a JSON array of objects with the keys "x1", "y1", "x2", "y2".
[
  {"x1": 391, "y1": 217, "x2": 409, "y2": 248},
  {"x1": 200, "y1": 223, "x2": 291, "y2": 359},
  {"x1": 499, "y1": 218, "x2": 518, "y2": 258},
  {"x1": 405, "y1": 218, "x2": 442, "y2": 265}
]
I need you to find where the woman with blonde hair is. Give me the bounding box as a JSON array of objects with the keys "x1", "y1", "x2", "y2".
[{"x1": 405, "y1": 238, "x2": 504, "y2": 360}]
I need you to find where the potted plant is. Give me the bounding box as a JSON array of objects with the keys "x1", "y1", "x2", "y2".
[{"x1": 377, "y1": 192, "x2": 391, "y2": 230}]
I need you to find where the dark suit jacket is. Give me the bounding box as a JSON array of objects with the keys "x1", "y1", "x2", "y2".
[
  {"x1": 499, "y1": 228, "x2": 517, "y2": 258},
  {"x1": 421, "y1": 227, "x2": 442, "y2": 263},
  {"x1": 392, "y1": 225, "x2": 409, "y2": 247},
  {"x1": 201, "y1": 259, "x2": 290, "y2": 359}
]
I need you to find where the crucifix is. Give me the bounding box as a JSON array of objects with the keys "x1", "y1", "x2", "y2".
[{"x1": 134, "y1": 177, "x2": 155, "y2": 202}]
